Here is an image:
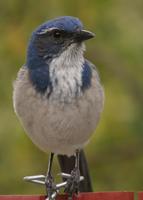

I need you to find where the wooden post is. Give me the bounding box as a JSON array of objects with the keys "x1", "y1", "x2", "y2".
[
  {"x1": 138, "y1": 192, "x2": 143, "y2": 200},
  {"x1": 0, "y1": 192, "x2": 134, "y2": 200}
]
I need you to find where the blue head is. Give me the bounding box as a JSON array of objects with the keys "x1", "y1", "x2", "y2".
[
  {"x1": 26, "y1": 16, "x2": 94, "y2": 69},
  {"x1": 26, "y1": 16, "x2": 95, "y2": 94}
]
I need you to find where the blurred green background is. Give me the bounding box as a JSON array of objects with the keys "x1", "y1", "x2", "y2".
[{"x1": 0, "y1": 0, "x2": 143, "y2": 195}]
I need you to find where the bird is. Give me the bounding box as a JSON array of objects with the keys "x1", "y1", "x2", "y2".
[{"x1": 13, "y1": 16, "x2": 104, "y2": 199}]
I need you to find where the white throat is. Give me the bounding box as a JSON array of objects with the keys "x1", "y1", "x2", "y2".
[{"x1": 49, "y1": 43, "x2": 85, "y2": 102}]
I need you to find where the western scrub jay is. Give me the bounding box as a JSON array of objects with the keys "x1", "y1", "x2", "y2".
[{"x1": 13, "y1": 16, "x2": 104, "y2": 199}]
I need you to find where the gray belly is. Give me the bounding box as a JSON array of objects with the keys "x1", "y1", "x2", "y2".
[{"x1": 13, "y1": 69, "x2": 104, "y2": 155}]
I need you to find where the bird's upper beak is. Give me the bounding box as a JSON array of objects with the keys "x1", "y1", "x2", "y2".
[{"x1": 74, "y1": 30, "x2": 95, "y2": 42}]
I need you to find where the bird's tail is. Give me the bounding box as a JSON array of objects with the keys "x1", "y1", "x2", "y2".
[{"x1": 57, "y1": 150, "x2": 93, "y2": 192}]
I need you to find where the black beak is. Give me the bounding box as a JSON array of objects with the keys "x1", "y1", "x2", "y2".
[{"x1": 75, "y1": 30, "x2": 95, "y2": 42}]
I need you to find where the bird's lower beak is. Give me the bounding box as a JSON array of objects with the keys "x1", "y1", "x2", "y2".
[{"x1": 75, "y1": 30, "x2": 95, "y2": 42}]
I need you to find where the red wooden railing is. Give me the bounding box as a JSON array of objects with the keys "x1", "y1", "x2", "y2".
[
  {"x1": 138, "y1": 192, "x2": 143, "y2": 200},
  {"x1": 0, "y1": 192, "x2": 138, "y2": 200}
]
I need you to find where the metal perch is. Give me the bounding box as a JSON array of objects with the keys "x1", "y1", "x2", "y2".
[{"x1": 23, "y1": 173, "x2": 84, "y2": 200}]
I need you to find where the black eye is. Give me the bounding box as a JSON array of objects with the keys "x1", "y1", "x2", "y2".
[{"x1": 53, "y1": 30, "x2": 62, "y2": 38}]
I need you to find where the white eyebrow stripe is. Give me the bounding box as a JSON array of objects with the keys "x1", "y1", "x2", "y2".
[{"x1": 37, "y1": 27, "x2": 59, "y2": 35}]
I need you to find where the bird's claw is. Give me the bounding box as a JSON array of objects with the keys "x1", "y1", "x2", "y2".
[
  {"x1": 45, "y1": 174, "x2": 57, "y2": 200},
  {"x1": 23, "y1": 173, "x2": 84, "y2": 200},
  {"x1": 64, "y1": 167, "x2": 80, "y2": 196},
  {"x1": 45, "y1": 190, "x2": 59, "y2": 200}
]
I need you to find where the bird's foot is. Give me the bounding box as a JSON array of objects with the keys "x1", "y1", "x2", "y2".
[
  {"x1": 23, "y1": 172, "x2": 84, "y2": 200},
  {"x1": 64, "y1": 167, "x2": 80, "y2": 199},
  {"x1": 45, "y1": 174, "x2": 57, "y2": 200}
]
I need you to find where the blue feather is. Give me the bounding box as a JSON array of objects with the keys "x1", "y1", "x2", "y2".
[
  {"x1": 81, "y1": 61, "x2": 92, "y2": 91},
  {"x1": 26, "y1": 16, "x2": 91, "y2": 96},
  {"x1": 29, "y1": 67, "x2": 52, "y2": 95},
  {"x1": 36, "y1": 16, "x2": 83, "y2": 35}
]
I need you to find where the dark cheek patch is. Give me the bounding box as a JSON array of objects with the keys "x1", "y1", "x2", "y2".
[{"x1": 36, "y1": 37, "x2": 66, "y2": 60}]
